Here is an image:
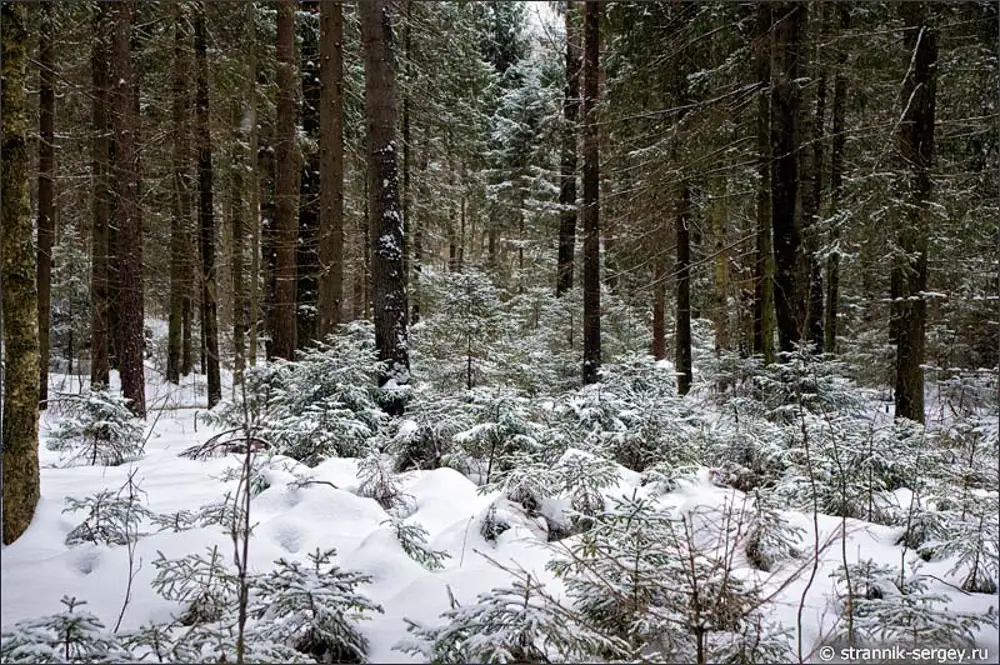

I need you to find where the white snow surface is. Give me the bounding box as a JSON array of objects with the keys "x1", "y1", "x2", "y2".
[{"x1": 2, "y1": 372, "x2": 998, "y2": 663}]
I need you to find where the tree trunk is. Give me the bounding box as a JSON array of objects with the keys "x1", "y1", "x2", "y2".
[
  {"x1": 360, "y1": 0, "x2": 410, "y2": 411},
  {"x1": 803, "y1": 4, "x2": 828, "y2": 352},
  {"x1": 195, "y1": 2, "x2": 221, "y2": 408},
  {"x1": 273, "y1": 0, "x2": 300, "y2": 361},
  {"x1": 676, "y1": 183, "x2": 693, "y2": 396},
  {"x1": 770, "y1": 1, "x2": 807, "y2": 356},
  {"x1": 110, "y1": 0, "x2": 146, "y2": 417},
  {"x1": 248, "y1": 0, "x2": 260, "y2": 366},
  {"x1": 90, "y1": 3, "x2": 112, "y2": 389},
  {"x1": 752, "y1": 3, "x2": 774, "y2": 362},
  {"x1": 652, "y1": 246, "x2": 666, "y2": 361},
  {"x1": 318, "y1": 0, "x2": 345, "y2": 338},
  {"x1": 297, "y1": 2, "x2": 321, "y2": 347},
  {"x1": 1, "y1": 0, "x2": 41, "y2": 544},
  {"x1": 557, "y1": 2, "x2": 582, "y2": 297},
  {"x1": 581, "y1": 0, "x2": 601, "y2": 385},
  {"x1": 167, "y1": 0, "x2": 191, "y2": 385},
  {"x1": 231, "y1": 99, "x2": 246, "y2": 387},
  {"x1": 824, "y1": 3, "x2": 849, "y2": 354},
  {"x1": 894, "y1": 3, "x2": 936, "y2": 424},
  {"x1": 36, "y1": 0, "x2": 56, "y2": 408}
]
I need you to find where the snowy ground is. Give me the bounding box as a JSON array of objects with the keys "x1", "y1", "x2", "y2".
[{"x1": 2, "y1": 371, "x2": 998, "y2": 663}]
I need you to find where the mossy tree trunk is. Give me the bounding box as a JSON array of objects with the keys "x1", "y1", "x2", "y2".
[{"x1": 2, "y1": 0, "x2": 42, "y2": 544}]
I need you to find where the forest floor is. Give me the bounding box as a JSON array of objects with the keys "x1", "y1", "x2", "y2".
[{"x1": 2, "y1": 369, "x2": 998, "y2": 663}]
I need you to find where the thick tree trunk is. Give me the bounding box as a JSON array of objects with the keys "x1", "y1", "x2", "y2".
[
  {"x1": 273, "y1": 0, "x2": 300, "y2": 361},
  {"x1": 894, "y1": 3, "x2": 936, "y2": 424},
  {"x1": 753, "y1": 3, "x2": 774, "y2": 362},
  {"x1": 581, "y1": 0, "x2": 601, "y2": 385},
  {"x1": 36, "y1": 0, "x2": 56, "y2": 408},
  {"x1": 557, "y1": 2, "x2": 582, "y2": 297},
  {"x1": 1, "y1": 0, "x2": 41, "y2": 545},
  {"x1": 110, "y1": 0, "x2": 146, "y2": 417},
  {"x1": 167, "y1": 0, "x2": 190, "y2": 385},
  {"x1": 360, "y1": 0, "x2": 410, "y2": 411},
  {"x1": 803, "y1": 4, "x2": 829, "y2": 352},
  {"x1": 318, "y1": 0, "x2": 345, "y2": 338},
  {"x1": 770, "y1": 2, "x2": 807, "y2": 355},
  {"x1": 90, "y1": 3, "x2": 112, "y2": 388},
  {"x1": 195, "y1": 3, "x2": 221, "y2": 408},
  {"x1": 824, "y1": 3, "x2": 849, "y2": 354},
  {"x1": 675, "y1": 184, "x2": 693, "y2": 396},
  {"x1": 297, "y1": 2, "x2": 321, "y2": 347}
]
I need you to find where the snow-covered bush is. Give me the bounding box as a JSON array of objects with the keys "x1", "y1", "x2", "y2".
[
  {"x1": 397, "y1": 576, "x2": 623, "y2": 663},
  {"x1": 554, "y1": 448, "x2": 619, "y2": 520},
  {"x1": 62, "y1": 481, "x2": 153, "y2": 547},
  {"x1": 453, "y1": 387, "x2": 545, "y2": 484},
  {"x1": 743, "y1": 488, "x2": 804, "y2": 572},
  {"x1": 206, "y1": 322, "x2": 387, "y2": 465},
  {"x1": 357, "y1": 449, "x2": 406, "y2": 511},
  {"x1": 0, "y1": 597, "x2": 130, "y2": 664},
  {"x1": 383, "y1": 516, "x2": 450, "y2": 570},
  {"x1": 249, "y1": 548, "x2": 384, "y2": 663},
  {"x1": 389, "y1": 387, "x2": 479, "y2": 471},
  {"x1": 151, "y1": 546, "x2": 238, "y2": 626},
  {"x1": 549, "y1": 494, "x2": 788, "y2": 662},
  {"x1": 832, "y1": 560, "x2": 995, "y2": 648},
  {"x1": 47, "y1": 388, "x2": 144, "y2": 466}
]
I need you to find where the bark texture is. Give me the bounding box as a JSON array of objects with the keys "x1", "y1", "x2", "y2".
[
  {"x1": 2, "y1": 0, "x2": 42, "y2": 544},
  {"x1": 195, "y1": 2, "x2": 221, "y2": 407},
  {"x1": 894, "y1": 3, "x2": 936, "y2": 424},
  {"x1": 318, "y1": 0, "x2": 345, "y2": 338},
  {"x1": 167, "y1": 0, "x2": 191, "y2": 385},
  {"x1": 675, "y1": 184, "x2": 693, "y2": 396},
  {"x1": 360, "y1": 0, "x2": 410, "y2": 411},
  {"x1": 110, "y1": 0, "x2": 146, "y2": 417},
  {"x1": 273, "y1": 0, "x2": 300, "y2": 361},
  {"x1": 770, "y1": 2, "x2": 807, "y2": 355},
  {"x1": 581, "y1": 0, "x2": 602, "y2": 385},
  {"x1": 90, "y1": 2, "x2": 112, "y2": 388},
  {"x1": 37, "y1": 0, "x2": 56, "y2": 408}
]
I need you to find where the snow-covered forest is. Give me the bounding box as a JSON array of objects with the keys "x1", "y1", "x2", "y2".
[{"x1": 1, "y1": 1, "x2": 997, "y2": 663}]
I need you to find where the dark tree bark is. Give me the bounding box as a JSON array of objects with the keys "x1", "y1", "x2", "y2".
[
  {"x1": 753, "y1": 3, "x2": 775, "y2": 363},
  {"x1": 297, "y1": 1, "x2": 321, "y2": 347},
  {"x1": 557, "y1": 2, "x2": 582, "y2": 297},
  {"x1": 675, "y1": 184, "x2": 693, "y2": 396},
  {"x1": 652, "y1": 246, "x2": 666, "y2": 361},
  {"x1": 36, "y1": 0, "x2": 56, "y2": 408},
  {"x1": 194, "y1": 2, "x2": 221, "y2": 408},
  {"x1": 318, "y1": 0, "x2": 345, "y2": 338},
  {"x1": 894, "y1": 3, "x2": 937, "y2": 424},
  {"x1": 110, "y1": 0, "x2": 146, "y2": 417},
  {"x1": 360, "y1": 0, "x2": 410, "y2": 411},
  {"x1": 824, "y1": 3, "x2": 849, "y2": 354},
  {"x1": 1, "y1": 0, "x2": 41, "y2": 544},
  {"x1": 90, "y1": 3, "x2": 112, "y2": 389},
  {"x1": 167, "y1": 0, "x2": 191, "y2": 385},
  {"x1": 248, "y1": 6, "x2": 261, "y2": 367},
  {"x1": 803, "y1": 4, "x2": 829, "y2": 352},
  {"x1": 231, "y1": 98, "x2": 246, "y2": 386},
  {"x1": 581, "y1": 0, "x2": 601, "y2": 385},
  {"x1": 273, "y1": 0, "x2": 300, "y2": 361},
  {"x1": 770, "y1": 2, "x2": 807, "y2": 355}
]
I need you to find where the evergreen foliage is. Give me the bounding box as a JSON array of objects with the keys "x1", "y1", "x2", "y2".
[{"x1": 47, "y1": 389, "x2": 144, "y2": 467}]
